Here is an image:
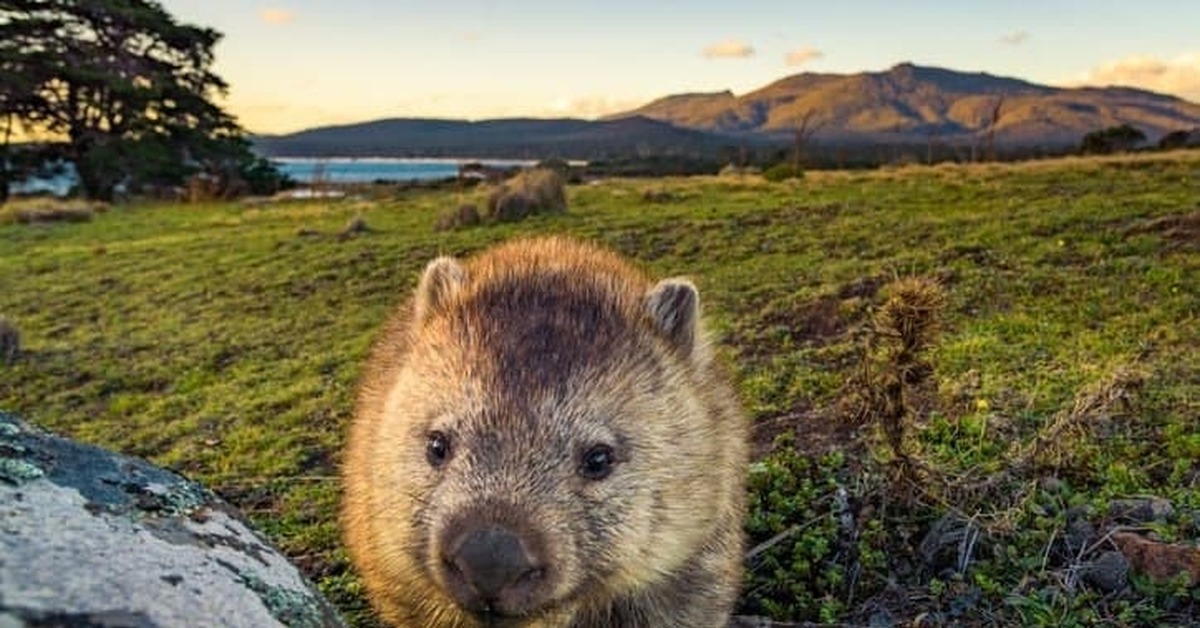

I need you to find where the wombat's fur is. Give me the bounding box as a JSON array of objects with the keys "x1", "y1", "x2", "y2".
[{"x1": 342, "y1": 237, "x2": 748, "y2": 627}]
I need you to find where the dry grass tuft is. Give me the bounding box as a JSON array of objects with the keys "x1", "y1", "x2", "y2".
[
  {"x1": 0, "y1": 198, "x2": 106, "y2": 225},
  {"x1": 337, "y1": 214, "x2": 371, "y2": 239},
  {"x1": 992, "y1": 367, "x2": 1145, "y2": 484},
  {"x1": 434, "y1": 204, "x2": 481, "y2": 232},
  {"x1": 483, "y1": 168, "x2": 567, "y2": 222}
]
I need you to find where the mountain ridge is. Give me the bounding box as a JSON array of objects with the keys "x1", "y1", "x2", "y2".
[
  {"x1": 614, "y1": 62, "x2": 1200, "y2": 145},
  {"x1": 254, "y1": 63, "x2": 1200, "y2": 158}
]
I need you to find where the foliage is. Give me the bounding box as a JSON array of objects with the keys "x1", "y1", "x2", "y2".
[
  {"x1": 762, "y1": 162, "x2": 805, "y2": 182},
  {"x1": 482, "y1": 167, "x2": 567, "y2": 222},
  {"x1": 0, "y1": 0, "x2": 282, "y2": 201},
  {"x1": 1157, "y1": 128, "x2": 1199, "y2": 151},
  {"x1": 0, "y1": 152, "x2": 1196, "y2": 626},
  {"x1": 1081, "y1": 124, "x2": 1147, "y2": 155}
]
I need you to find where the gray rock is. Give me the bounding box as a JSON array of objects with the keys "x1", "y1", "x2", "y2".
[
  {"x1": 0, "y1": 411, "x2": 345, "y2": 628},
  {"x1": 1079, "y1": 550, "x2": 1129, "y2": 593},
  {"x1": 1108, "y1": 497, "x2": 1175, "y2": 523}
]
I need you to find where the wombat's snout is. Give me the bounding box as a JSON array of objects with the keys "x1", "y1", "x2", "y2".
[{"x1": 440, "y1": 525, "x2": 547, "y2": 615}]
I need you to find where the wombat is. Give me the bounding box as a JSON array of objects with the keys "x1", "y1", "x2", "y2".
[{"x1": 342, "y1": 237, "x2": 748, "y2": 627}]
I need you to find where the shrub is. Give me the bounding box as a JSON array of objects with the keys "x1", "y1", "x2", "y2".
[
  {"x1": 338, "y1": 214, "x2": 371, "y2": 239},
  {"x1": 763, "y1": 162, "x2": 805, "y2": 182},
  {"x1": 0, "y1": 199, "x2": 103, "y2": 225},
  {"x1": 482, "y1": 168, "x2": 567, "y2": 223},
  {"x1": 434, "y1": 204, "x2": 481, "y2": 232},
  {"x1": 1081, "y1": 124, "x2": 1146, "y2": 155}
]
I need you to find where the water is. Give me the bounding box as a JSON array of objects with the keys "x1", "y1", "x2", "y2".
[
  {"x1": 7, "y1": 157, "x2": 539, "y2": 197},
  {"x1": 274, "y1": 157, "x2": 537, "y2": 184}
]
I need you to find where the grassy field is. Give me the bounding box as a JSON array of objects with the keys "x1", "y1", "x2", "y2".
[{"x1": 1, "y1": 152, "x2": 1197, "y2": 626}]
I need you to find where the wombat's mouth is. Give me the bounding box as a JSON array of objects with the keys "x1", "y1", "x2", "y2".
[{"x1": 469, "y1": 608, "x2": 541, "y2": 627}]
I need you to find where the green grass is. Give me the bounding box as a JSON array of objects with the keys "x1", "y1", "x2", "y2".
[{"x1": 1, "y1": 152, "x2": 1197, "y2": 625}]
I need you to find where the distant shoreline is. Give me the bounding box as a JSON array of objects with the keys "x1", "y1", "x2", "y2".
[{"x1": 12, "y1": 156, "x2": 587, "y2": 194}]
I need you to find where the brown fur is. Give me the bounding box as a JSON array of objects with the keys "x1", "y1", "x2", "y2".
[{"x1": 342, "y1": 237, "x2": 748, "y2": 627}]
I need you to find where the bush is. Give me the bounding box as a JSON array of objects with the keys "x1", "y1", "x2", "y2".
[
  {"x1": 434, "y1": 204, "x2": 481, "y2": 231},
  {"x1": 482, "y1": 168, "x2": 567, "y2": 223},
  {"x1": 1081, "y1": 124, "x2": 1146, "y2": 155},
  {"x1": 1157, "y1": 128, "x2": 1200, "y2": 151},
  {"x1": 763, "y1": 162, "x2": 805, "y2": 182},
  {"x1": 0, "y1": 199, "x2": 104, "y2": 225}
]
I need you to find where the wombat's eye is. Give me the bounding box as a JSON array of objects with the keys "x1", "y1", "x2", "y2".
[
  {"x1": 579, "y1": 444, "x2": 615, "y2": 481},
  {"x1": 426, "y1": 431, "x2": 451, "y2": 467}
]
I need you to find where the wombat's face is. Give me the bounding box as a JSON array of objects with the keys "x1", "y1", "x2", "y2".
[{"x1": 375, "y1": 253, "x2": 724, "y2": 624}]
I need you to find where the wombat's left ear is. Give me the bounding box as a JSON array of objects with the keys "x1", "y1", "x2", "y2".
[
  {"x1": 646, "y1": 278, "x2": 701, "y2": 359},
  {"x1": 413, "y1": 256, "x2": 467, "y2": 325}
]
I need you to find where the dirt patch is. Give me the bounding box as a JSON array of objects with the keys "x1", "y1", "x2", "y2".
[
  {"x1": 765, "y1": 296, "x2": 845, "y2": 346},
  {"x1": 1125, "y1": 208, "x2": 1200, "y2": 252},
  {"x1": 752, "y1": 404, "x2": 862, "y2": 461},
  {"x1": 838, "y1": 276, "x2": 886, "y2": 300}
]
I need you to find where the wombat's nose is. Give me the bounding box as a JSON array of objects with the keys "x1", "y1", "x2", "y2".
[{"x1": 443, "y1": 526, "x2": 543, "y2": 609}]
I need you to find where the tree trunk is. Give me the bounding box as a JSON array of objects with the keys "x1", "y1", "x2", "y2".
[
  {"x1": 77, "y1": 167, "x2": 116, "y2": 202},
  {"x1": 70, "y1": 136, "x2": 117, "y2": 202}
]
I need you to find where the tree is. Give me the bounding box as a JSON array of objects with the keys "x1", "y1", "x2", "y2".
[
  {"x1": 1080, "y1": 124, "x2": 1146, "y2": 155},
  {"x1": 0, "y1": 0, "x2": 271, "y2": 201},
  {"x1": 790, "y1": 110, "x2": 819, "y2": 171},
  {"x1": 1157, "y1": 128, "x2": 1199, "y2": 151}
]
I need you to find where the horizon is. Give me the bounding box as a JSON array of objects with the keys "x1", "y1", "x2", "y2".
[{"x1": 157, "y1": 1, "x2": 1200, "y2": 136}]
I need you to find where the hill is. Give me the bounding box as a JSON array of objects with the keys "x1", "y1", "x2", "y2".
[
  {"x1": 254, "y1": 63, "x2": 1200, "y2": 160},
  {"x1": 617, "y1": 62, "x2": 1200, "y2": 147},
  {"x1": 253, "y1": 115, "x2": 734, "y2": 159}
]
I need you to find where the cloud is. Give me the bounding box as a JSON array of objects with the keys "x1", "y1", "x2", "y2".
[
  {"x1": 785, "y1": 46, "x2": 824, "y2": 67},
  {"x1": 1074, "y1": 52, "x2": 1200, "y2": 102},
  {"x1": 259, "y1": 8, "x2": 296, "y2": 25},
  {"x1": 999, "y1": 31, "x2": 1029, "y2": 45},
  {"x1": 549, "y1": 95, "x2": 643, "y2": 119},
  {"x1": 703, "y1": 39, "x2": 755, "y2": 59}
]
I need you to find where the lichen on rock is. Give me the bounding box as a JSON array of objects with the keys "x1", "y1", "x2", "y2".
[{"x1": 0, "y1": 411, "x2": 345, "y2": 627}]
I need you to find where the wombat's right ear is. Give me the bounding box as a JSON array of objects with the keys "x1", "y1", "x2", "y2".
[
  {"x1": 646, "y1": 278, "x2": 701, "y2": 359},
  {"x1": 413, "y1": 257, "x2": 467, "y2": 325}
]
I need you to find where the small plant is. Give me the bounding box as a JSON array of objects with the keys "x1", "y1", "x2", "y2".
[
  {"x1": 338, "y1": 214, "x2": 371, "y2": 238},
  {"x1": 739, "y1": 433, "x2": 858, "y2": 621},
  {"x1": 434, "y1": 204, "x2": 481, "y2": 232},
  {"x1": 762, "y1": 163, "x2": 804, "y2": 182},
  {"x1": 851, "y1": 276, "x2": 947, "y2": 471}
]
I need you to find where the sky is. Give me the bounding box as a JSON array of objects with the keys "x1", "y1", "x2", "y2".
[{"x1": 159, "y1": 1, "x2": 1200, "y2": 135}]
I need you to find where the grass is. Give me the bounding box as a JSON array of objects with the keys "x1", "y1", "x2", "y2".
[{"x1": 1, "y1": 151, "x2": 1197, "y2": 625}]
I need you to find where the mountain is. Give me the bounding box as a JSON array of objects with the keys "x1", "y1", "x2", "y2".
[
  {"x1": 615, "y1": 63, "x2": 1200, "y2": 146},
  {"x1": 254, "y1": 63, "x2": 1200, "y2": 159},
  {"x1": 253, "y1": 116, "x2": 732, "y2": 159}
]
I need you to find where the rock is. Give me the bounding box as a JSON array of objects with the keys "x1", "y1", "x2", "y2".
[
  {"x1": 1108, "y1": 497, "x2": 1175, "y2": 523},
  {"x1": 1079, "y1": 550, "x2": 1129, "y2": 592},
  {"x1": 1111, "y1": 532, "x2": 1200, "y2": 586},
  {"x1": 0, "y1": 412, "x2": 345, "y2": 628},
  {"x1": 919, "y1": 514, "x2": 982, "y2": 574}
]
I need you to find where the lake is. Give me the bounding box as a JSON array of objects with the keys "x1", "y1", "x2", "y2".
[
  {"x1": 274, "y1": 157, "x2": 538, "y2": 183},
  {"x1": 10, "y1": 157, "x2": 541, "y2": 196}
]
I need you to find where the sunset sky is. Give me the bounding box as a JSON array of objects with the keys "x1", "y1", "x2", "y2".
[{"x1": 160, "y1": 0, "x2": 1200, "y2": 135}]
